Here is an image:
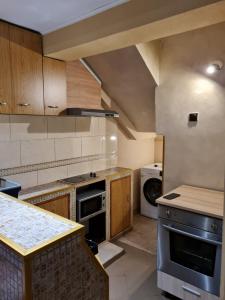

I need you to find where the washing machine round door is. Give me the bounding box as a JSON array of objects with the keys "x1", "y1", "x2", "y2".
[{"x1": 143, "y1": 178, "x2": 162, "y2": 207}]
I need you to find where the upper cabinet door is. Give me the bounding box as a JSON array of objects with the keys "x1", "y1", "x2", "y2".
[
  {"x1": 66, "y1": 60, "x2": 101, "y2": 109},
  {"x1": 43, "y1": 57, "x2": 67, "y2": 115},
  {"x1": 9, "y1": 25, "x2": 44, "y2": 115},
  {"x1": 0, "y1": 21, "x2": 12, "y2": 114}
]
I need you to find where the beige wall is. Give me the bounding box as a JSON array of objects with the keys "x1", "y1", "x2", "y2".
[
  {"x1": 154, "y1": 135, "x2": 164, "y2": 163},
  {"x1": 156, "y1": 22, "x2": 225, "y2": 192},
  {"x1": 117, "y1": 129, "x2": 155, "y2": 212}
]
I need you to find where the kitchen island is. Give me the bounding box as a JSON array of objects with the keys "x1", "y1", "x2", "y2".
[{"x1": 0, "y1": 192, "x2": 108, "y2": 300}]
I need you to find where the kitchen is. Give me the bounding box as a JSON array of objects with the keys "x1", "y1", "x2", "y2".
[{"x1": 0, "y1": 1, "x2": 225, "y2": 300}]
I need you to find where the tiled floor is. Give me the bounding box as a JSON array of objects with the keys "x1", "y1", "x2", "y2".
[
  {"x1": 107, "y1": 215, "x2": 178, "y2": 300},
  {"x1": 107, "y1": 241, "x2": 172, "y2": 300},
  {"x1": 118, "y1": 214, "x2": 157, "y2": 254}
]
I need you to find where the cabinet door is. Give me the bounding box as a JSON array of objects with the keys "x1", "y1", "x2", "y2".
[
  {"x1": 110, "y1": 176, "x2": 131, "y2": 238},
  {"x1": 9, "y1": 25, "x2": 44, "y2": 115},
  {"x1": 0, "y1": 21, "x2": 12, "y2": 114},
  {"x1": 43, "y1": 57, "x2": 67, "y2": 115},
  {"x1": 36, "y1": 195, "x2": 70, "y2": 219}
]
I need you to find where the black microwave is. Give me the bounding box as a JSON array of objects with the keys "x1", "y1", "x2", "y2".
[{"x1": 76, "y1": 191, "x2": 106, "y2": 222}]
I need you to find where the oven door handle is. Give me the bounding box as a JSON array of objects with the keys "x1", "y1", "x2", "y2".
[{"x1": 162, "y1": 224, "x2": 222, "y2": 246}]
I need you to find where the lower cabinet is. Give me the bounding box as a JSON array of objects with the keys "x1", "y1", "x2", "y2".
[
  {"x1": 110, "y1": 176, "x2": 131, "y2": 238},
  {"x1": 36, "y1": 194, "x2": 70, "y2": 219}
]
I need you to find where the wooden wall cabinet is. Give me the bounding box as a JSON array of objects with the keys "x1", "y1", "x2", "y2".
[
  {"x1": 36, "y1": 194, "x2": 70, "y2": 219},
  {"x1": 66, "y1": 60, "x2": 102, "y2": 109},
  {"x1": 0, "y1": 21, "x2": 102, "y2": 116},
  {"x1": 0, "y1": 21, "x2": 12, "y2": 114},
  {"x1": 43, "y1": 57, "x2": 67, "y2": 115},
  {"x1": 110, "y1": 176, "x2": 131, "y2": 238},
  {"x1": 9, "y1": 24, "x2": 44, "y2": 115}
]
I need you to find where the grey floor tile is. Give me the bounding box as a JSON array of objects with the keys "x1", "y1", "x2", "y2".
[
  {"x1": 107, "y1": 241, "x2": 178, "y2": 300},
  {"x1": 109, "y1": 275, "x2": 129, "y2": 300}
]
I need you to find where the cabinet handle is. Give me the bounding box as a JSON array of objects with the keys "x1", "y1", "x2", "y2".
[
  {"x1": 48, "y1": 105, "x2": 59, "y2": 109},
  {"x1": 0, "y1": 102, "x2": 7, "y2": 106},
  {"x1": 182, "y1": 286, "x2": 201, "y2": 297},
  {"x1": 18, "y1": 103, "x2": 31, "y2": 107}
]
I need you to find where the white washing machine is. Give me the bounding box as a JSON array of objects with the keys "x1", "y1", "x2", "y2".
[{"x1": 141, "y1": 163, "x2": 163, "y2": 219}]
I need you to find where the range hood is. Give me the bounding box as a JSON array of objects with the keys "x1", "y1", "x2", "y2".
[{"x1": 66, "y1": 108, "x2": 119, "y2": 118}]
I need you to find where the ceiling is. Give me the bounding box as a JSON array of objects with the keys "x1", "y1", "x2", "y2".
[
  {"x1": 0, "y1": 0, "x2": 128, "y2": 34},
  {"x1": 86, "y1": 46, "x2": 156, "y2": 132}
]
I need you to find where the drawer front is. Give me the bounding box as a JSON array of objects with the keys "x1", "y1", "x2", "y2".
[
  {"x1": 183, "y1": 283, "x2": 219, "y2": 300},
  {"x1": 157, "y1": 271, "x2": 219, "y2": 300},
  {"x1": 157, "y1": 271, "x2": 184, "y2": 299}
]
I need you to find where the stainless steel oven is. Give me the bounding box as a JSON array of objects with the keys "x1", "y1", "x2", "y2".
[
  {"x1": 158, "y1": 205, "x2": 222, "y2": 296},
  {"x1": 76, "y1": 189, "x2": 106, "y2": 222}
]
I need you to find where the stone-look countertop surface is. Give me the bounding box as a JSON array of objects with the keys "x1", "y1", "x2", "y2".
[
  {"x1": 19, "y1": 167, "x2": 132, "y2": 201},
  {"x1": 19, "y1": 181, "x2": 72, "y2": 201},
  {"x1": 0, "y1": 192, "x2": 81, "y2": 254},
  {"x1": 157, "y1": 185, "x2": 224, "y2": 219}
]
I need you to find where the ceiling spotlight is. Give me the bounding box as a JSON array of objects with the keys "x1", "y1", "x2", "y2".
[{"x1": 206, "y1": 60, "x2": 223, "y2": 75}]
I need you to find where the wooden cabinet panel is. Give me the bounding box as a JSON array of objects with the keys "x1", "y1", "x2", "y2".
[
  {"x1": 9, "y1": 25, "x2": 44, "y2": 115},
  {"x1": 0, "y1": 21, "x2": 12, "y2": 114},
  {"x1": 43, "y1": 57, "x2": 67, "y2": 115},
  {"x1": 36, "y1": 195, "x2": 70, "y2": 219},
  {"x1": 110, "y1": 176, "x2": 131, "y2": 238},
  {"x1": 66, "y1": 60, "x2": 101, "y2": 109}
]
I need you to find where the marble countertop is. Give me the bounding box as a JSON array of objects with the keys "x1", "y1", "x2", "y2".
[
  {"x1": 19, "y1": 167, "x2": 132, "y2": 201},
  {"x1": 0, "y1": 192, "x2": 82, "y2": 255},
  {"x1": 157, "y1": 185, "x2": 224, "y2": 219}
]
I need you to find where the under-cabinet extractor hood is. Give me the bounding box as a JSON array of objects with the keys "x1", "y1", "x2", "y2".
[{"x1": 66, "y1": 108, "x2": 119, "y2": 118}]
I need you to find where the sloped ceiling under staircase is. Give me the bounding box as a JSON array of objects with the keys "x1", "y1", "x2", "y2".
[{"x1": 85, "y1": 46, "x2": 156, "y2": 132}]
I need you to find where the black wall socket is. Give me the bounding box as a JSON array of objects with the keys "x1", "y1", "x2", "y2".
[{"x1": 189, "y1": 113, "x2": 198, "y2": 122}]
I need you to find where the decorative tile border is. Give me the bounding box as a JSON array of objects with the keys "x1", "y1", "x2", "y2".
[{"x1": 0, "y1": 154, "x2": 105, "y2": 177}]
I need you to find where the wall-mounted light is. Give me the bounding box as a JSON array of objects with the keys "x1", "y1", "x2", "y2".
[
  {"x1": 110, "y1": 135, "x2": 117, "y2": 141},
  {"x1": 206, "y1": 60, "x2": 223, "y2": 75}
]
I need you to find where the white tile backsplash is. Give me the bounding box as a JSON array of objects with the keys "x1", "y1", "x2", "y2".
[
  {"x1": 98, "y1": 118, "x2": 106, "y2": 136},
  {"x1": 38, "y1": 166, "x2": 68, "y2": 185},
  {"x1": 68, "y1": 161, "x2": 92, "y2": 177},
  {"x1": 76, "y1": 117, "x2": 100, "y2": 137},
  {"x1": 21, "y1": 139, "x2": 55, "y2": 165},
  {"x1": 0, "y1": 141, "x2": 20, "y2": 168},
  {"x1": 103, "y1": 136, "x2": 118, "y2": 154},
  {"x1": 92, "y1": 159, "x2": 108, "y2": 172},
  {"x1": 10, "y1": 115, "x2": 47, "y2": 140},
  {"x1": 0, "y1": 115, "x2": 10, "y2": 141},
  {"x1": 108, "y1": 154, "x2": 118, "y2": 168},
  {"x1": 0, "y1": 115, "x2": 118, "y2": 188},
  {"x1": 106, "y1": 119, "x2": 117, "y2": 136},
  {"x1": 55, "y1": 137, "x2": 82, "y2": 160},
  {"x1": 47, "y1": 117, "x2": 76, "y2": 138},
  {"x1": 82, "y1": 136, "x2": 103, "y2": 156},
  {"x1": 4, "y1": 171, "x2": 38, "y2": 189}
]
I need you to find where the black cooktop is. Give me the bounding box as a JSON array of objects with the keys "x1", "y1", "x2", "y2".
[{"x1": 61, "y1": 172, "x2": 98, "y2": 184}]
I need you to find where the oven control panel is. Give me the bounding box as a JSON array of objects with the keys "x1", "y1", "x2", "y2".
[{"x1": 158, "y1": 205, "x2": 223, "y2": 235}]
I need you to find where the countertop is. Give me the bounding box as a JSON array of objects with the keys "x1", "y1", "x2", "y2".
[
  {"x1": 19, "y1": 167, "x2": 132, "y2": 201},
  {"x1": 156, "y1": 185, "x2": 224, "y2": 219},
  {"x1": 0, "y1": 192, "x2": 83, "y2": 256}
]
